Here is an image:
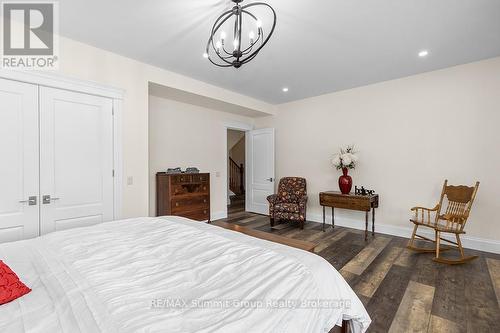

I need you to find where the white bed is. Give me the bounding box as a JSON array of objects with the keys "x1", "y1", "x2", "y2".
[{"x1": 0, "y1": 216, "x2": 371, "y2": 332}]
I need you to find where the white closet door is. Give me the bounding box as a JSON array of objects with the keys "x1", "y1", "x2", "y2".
[
  {"x1": 40, "y1": 87, "x2": 114, "y2": 234},
  {"x1": 0, "y1": 78, "x2": 39, "y2": 243}
]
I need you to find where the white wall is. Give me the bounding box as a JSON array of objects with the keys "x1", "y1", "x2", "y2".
[
  {"x1": 255, "y1": 57, "x2": 500, "y2": 245},
  {"x1": 227, "y1": 129, "x2": 245, "y2": 151},
  {"x1": 54, "y1": 36, "x2": 273, "y2": 218},
  {"x1": 229, "y1": 137, "x2": 245, "y2": 166},
  {"x1": 149, "y1": 96, "x2": 254, "y2": 218}
]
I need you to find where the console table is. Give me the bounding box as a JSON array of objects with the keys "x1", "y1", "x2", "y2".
[{"x1": 319, "y1": 191, "x2": 379, "y2": 240}]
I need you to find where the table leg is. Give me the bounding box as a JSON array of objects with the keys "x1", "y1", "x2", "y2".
[
  {"x1": 372, "y1": 207, "x2": 375, "y2": 236},
  {"x1": 332, "y1": 207, "x2": 335, "y2": 229},
  {"x1": 322, "y1": 206, "x2": 325, "y2": 232},
  {"x1": 365, "y1": 211, "x2": 368, "y2": 241}
]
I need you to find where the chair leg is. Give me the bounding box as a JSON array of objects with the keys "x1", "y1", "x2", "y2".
[
  {"x1": 435, "y1": 230, "x2": 441, "y2": 260},
  {"x1": 407, "y1": 224, "x2": 453, "y2": 253},
  {"x1": 408, "y1": 224, "x2": 418, "y2": 248},
  {"x1": 433, "y1": 233, "x2": 478, "y2": 264},
  {"x1": 300, "y1": 220, "x2": 304, "y2": 230},
  {"x1": 270, "y1": 217, "x2": 275, "y2": 227},
  {"x1": 456, "y1": 234, "x2": 465, "y2": 258}
]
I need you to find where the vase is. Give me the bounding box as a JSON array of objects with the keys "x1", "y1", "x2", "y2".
[{"x1": 338, "y1": 168, "x2": 352, "y2": 194}]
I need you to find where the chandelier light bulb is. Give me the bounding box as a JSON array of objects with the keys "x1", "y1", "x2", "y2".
[
  {"x1": 216, "y1": 40, "x2": 222, "y2": 50},
  {"x1": 256, "y1": 20, "x2": 262, "y2": 28},
  {"x1": 233, "y1": 39, "x2": 239, "y2": 49},
  {"x1": 203, "y1": 52, "x2": 209, "y2": 58},
  {"x1": 220, "y1": 31, "x2": 226, "y2": 41},
  {"x1": 418, "y1": 50, "x2": 429, "y2": 57},
  {"x1": 249, "y1": 31, "x2": 255, "y2": 41}
]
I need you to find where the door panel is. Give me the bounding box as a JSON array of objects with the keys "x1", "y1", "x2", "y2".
[
  {"x1": 40, "y1": 87, "x2": 113, "y2": 234},
  {"x1": 246, "y1": 128, "x2": 275, "y2": 215},
  {"x1": 0, "y1": 78, "x2": 39, "y2": 243}
]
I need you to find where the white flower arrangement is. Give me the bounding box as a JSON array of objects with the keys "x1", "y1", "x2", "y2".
[{"x1": 331, "y1": 145, "x2": 358, "y2": 170}]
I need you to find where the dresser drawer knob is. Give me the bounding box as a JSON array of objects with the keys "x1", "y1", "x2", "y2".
[
  {"x1": 175, "y1": 202, "x2": 179, "y2": 207},
  {"x1": 203, "y1": 199, "x2": 207, "y2": 203}
]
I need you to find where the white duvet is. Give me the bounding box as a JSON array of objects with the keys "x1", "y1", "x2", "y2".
[{"x1": 0, "y1": 217, "x2": 370, "y2": 333}]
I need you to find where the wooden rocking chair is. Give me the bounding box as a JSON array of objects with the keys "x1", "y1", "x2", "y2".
[{"x1": 407, "y1": 180, "x2": 480, "y2": 264}]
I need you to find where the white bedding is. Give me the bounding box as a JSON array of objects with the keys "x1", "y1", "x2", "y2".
[{"x1": 0, "y1": 216, "x2": 371, "y2": 333}]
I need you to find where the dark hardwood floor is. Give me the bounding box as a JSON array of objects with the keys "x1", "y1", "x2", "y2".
[{"x1": 216, "y1": 203, "x2": 500, "y2": 333}]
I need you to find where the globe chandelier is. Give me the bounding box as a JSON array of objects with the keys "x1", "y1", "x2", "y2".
[{"x1": 204, "y1": 0, "x2": 276, "y2": 68}]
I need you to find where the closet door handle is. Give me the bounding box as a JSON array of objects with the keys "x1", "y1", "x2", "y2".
[
  {"x1": 42, "y1": 195, "x2": 60, "y2": 204},
  {"x1": 19, "y1": 196, "x2": 37, "y2": 205}
]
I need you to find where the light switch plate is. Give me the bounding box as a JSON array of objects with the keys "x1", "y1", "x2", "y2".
[
  {"x1": 127, "y1": 176, "x2": 133, "y2": 185},
  {"x1": 215, "y1": 172, "x2": 220, "y2": 177}
]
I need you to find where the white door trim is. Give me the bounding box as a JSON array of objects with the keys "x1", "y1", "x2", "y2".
[
  {"x1": 112, "y1": 99, "x2": 123, "y2": 220},
  {"x1": 221, "y1": 121, "x2": 253, "y2": 221},
  {"x1": 0, "y1": 70, "x2": 124, "y2": 220},
  {"x1": 0, "y1": 70, "x2": 125, "y2": 99}
]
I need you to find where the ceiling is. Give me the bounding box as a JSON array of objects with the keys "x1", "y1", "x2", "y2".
[{"x1": 59, "y1": 0, "x2": 500, "y2": 104}]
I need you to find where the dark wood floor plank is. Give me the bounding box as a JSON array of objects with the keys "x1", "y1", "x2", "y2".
[
  {"x1": 319, "y1": 232, "x2": 368, "y2": 270},
  {"x1": 428, "y1": 315, "x2": 461, "y2": 333},
  {"x1": 464, "y1": 257, "x2": 500, "y2": 332},
  {"x1": 352, "y1": 245, "x2": 404, "y2": 299},
  {"x1": 314, "y1": 229, "x2": 350, "y2": 253},
  {"x1": 341, "y1": 236, "x2": 391, "y2": 276},
  {"x1": 255, "y1": 223, "x2": 296, "y2": 235},
  {"x1": 234, "y1": 216, "x2": 269, "y2": 228},
  {"x1": 388, "y1": 280, "x2": 435, "y2": 332},
  {"x1": 233, "y1": 214, "x2": 266, "y2": 225},
  {"x1": 486, "y1": 258, "x2": 500, "y2": 307},
  {"x1": 366, "y1": 264, "x2": 413, "y2": 333},
  {"x1": 414, "y1": 253, "x2": 440, "y2": 287},
  {"x1": 430, "y1": 261, "x2": 467, "y2": 331}
]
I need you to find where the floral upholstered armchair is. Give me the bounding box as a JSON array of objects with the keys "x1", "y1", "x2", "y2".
[{"x1": 266, "y1": 177, "x2": 308, "y2": 229}]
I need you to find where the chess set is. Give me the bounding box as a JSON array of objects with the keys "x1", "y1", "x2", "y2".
[
  {"x1": 166, "y1": 167, "x2": 200, "y2": 174},
  {"x1": 354, "y1": 186, "x2": 375, "y2": 196}
]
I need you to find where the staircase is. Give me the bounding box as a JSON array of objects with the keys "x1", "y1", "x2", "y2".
[{"x1": 229, "y1": 157, "x2": 244, "y2": 195}]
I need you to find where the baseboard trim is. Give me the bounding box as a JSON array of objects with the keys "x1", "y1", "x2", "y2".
[
  {"x1": 307, "y1": 213, "x2": 500, "y2": 254},
  {"x1": 211, "y1": 211, "x2": 227, "y2": 221}
]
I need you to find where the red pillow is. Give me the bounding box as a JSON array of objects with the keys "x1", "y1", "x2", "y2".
[{"x1": 0, "y1": 260, "x2": 31, "y2": 305}]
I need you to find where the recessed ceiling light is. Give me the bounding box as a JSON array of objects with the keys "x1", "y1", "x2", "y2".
[
  {"x1": 282, "y1": 87, "x2": 289, "y2": 92},
  {"x1": 418, "y1": 50, "x2": 429, "y2": 57}
]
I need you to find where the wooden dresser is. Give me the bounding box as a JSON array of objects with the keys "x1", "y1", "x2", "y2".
[{"x1": 156, "y1": 172, "x2": 210, "y2": 221}]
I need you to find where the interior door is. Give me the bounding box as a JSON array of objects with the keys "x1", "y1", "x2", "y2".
[
  {"x1": 0, "y1": 78, "x2": 39, "y2": 243},
  {"x1": 40, "y1": 87, "x2": 114, "y2": 234},
  {"x1": 246, "y1": 128, "x2": 275, "y2": 215}
]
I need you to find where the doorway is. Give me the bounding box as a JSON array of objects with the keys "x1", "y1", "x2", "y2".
[
  {"x1": 227, "y1": 129, "x2": 246, "y2": 212},
  {"x1": 223, "y1": 126, "x2": 274, "y2": 219}
]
